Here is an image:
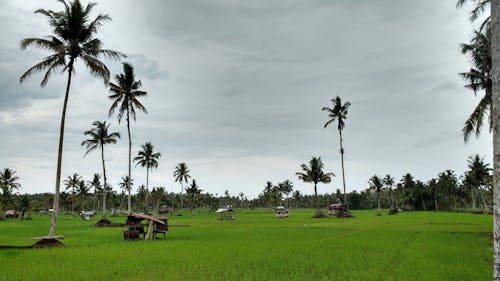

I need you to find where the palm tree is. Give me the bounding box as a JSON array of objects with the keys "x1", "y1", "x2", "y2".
[
  {"x1": 75, "y1": 180, "x2": 91, "y2": 211},
  {"x1": 296, "y1": 157, "x2": 334, "y2": 216},
  {"x1": 427, "y1": 178, "x2": 440, "y2": 211},
  {"x1": 19, "y1": 0, "x2": 123, "y2": 237},
  {"x1": 0, "y1": 168, "x2": 20, "y2": 219},
  {"x1": 185, "y1": 180, "x2": 202, "y2": 211},
  {"x1": 467, "y1": 154, "x2": 492, "y2": 211},
  {"x1": 173, "y1": 163, "x2": 191, "y2": 212},
  {"x1": 82, "y1": 121, "x2": 120, "y2": 218},
  {"x1": 64, "y1": 173, "x2": 82, "y2": 214},
  {"x1": 88, "y1": 173, "x2": 101, "y2": 211},
  {"x1": 118, "y1": 176, "x2": 133, "y2": 211},
  {"x1": 322, "y1": 96, "x2": 351, "y2": 209},
  {"x1": 134, "y1": 142, "x2": 161, "y2": 211},
  {"x1": 460, "y1": 27, "x2": 492, "y2": 142},
  {"x1": 457, "y1": 0, "x2": 490, "y2": 30},
  {"x1": 292, "y1": 190, "x2": 302, "y2": 208},
  {"x1": 278, "y1": 180, "x2": 294, "y2": 208},
  {"x1": 383, "y1": 175, "x2": 395, "y2": 209},
  {"x1": 108, "y1": 63, "x2": 147, "y2": 213},
  {"x1": 368, "y1": 175, "x2": 384, "y2": 216}
]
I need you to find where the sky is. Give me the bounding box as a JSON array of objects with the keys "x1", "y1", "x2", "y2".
[{"x1": 0, "y1": 0, "x2": 492, "y2": 199}]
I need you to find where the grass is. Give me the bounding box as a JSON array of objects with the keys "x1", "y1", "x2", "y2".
[{"x1": 0, "y1": 209, "x2": 493, "y2": 281}]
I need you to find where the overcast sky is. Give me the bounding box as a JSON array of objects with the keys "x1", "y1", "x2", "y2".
[{"x1": 0, "y1": 0, "x2": 492, "y2": 198}]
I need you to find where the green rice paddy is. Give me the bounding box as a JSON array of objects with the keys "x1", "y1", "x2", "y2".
[{"x1": 0, "y1": 210, "x2": 492, "y2": 281}]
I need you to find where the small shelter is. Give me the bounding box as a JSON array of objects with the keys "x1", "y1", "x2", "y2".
[
  {"x1": 328, "y1": 204, "x2": 345, "y2": 216},
  {"x1": 80, "y1": 211, "x2": 96, "y2": 221},
  {"x1": 275, "y1": 206, "x2": 289, "y2": 218},
  {"x1": 215, "y1": 207, "x2": 235, "y2": 220},
  {"x1": 4, "y1": 210, "x2": 18, "y2": 219},
  {"x1": 123, "y1": 212, "x2": 168, "y2": 240}
]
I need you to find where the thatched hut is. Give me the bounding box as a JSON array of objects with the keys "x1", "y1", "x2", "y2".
[
  {"x1": 327, "y1": 204, "x2": 345, "y2": 216},
  {"x1": 123, "y1": 212, "x2": 168, "y2": 240},
  {"x1": 5, "y1": 210, "x2": 18, "y2": 219}
]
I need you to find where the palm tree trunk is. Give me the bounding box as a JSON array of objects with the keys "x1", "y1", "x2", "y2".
[
  {"x1": 377, "y1": 192, "x2": 381, "y2": 216},
  {"x1": 145, "y1": 167, "x2": 149, "y2": 212},
  {"x1": 492, "y1": 1, "x2": 500, "y2": 279},
  {"x1": 434, "y1": 196, "x2": 439, "y2": 211},
  {"x1": 101, "y1": 144, "x2": 108, "y2": 218},
  {"x1": 49, "y1": 63, "x2": 73, "y2": 237},
  {"x1": 339, "y1": 128, "x2": 347, "y2": 209},
  {"x1": 180, "y1": 183, "x2": 184, "y2": 211},
  {"x1": 313, "y1": 183, "x2": 318, "y2": 210},
  {"x1": 126, "y1": 108, "x2": 132, "y2": 213}
]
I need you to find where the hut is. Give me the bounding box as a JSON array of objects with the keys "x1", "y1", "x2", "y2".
[
  {"x1": 275, "y1": 206, "x2": 289, "y2": 218},
  {"x1": 215, "y1": 207, "x2": 235, "y2": 220},
  {"x1": 327, "y1": 204, "x2": 345, "y2": 216},
  {"x1": 123, "y1": 212, "x2": 168, "y2": 240},
  {"x1": 5, "y1": 210, "x2": 18, "y2": 219},
  {"x1": 80, "y1": 211, "x2": 96, "y2": 221}
]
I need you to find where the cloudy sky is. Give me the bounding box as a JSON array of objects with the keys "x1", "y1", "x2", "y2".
[{"x1": 0, "y1": 0, "x2": 491, "y2": 198}]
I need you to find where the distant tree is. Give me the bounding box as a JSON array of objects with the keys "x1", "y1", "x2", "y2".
[
  {"x1": 75, "y1": 180, "x2": 91, "y2": 211},
  {"x1": 118, "y1": 176, "x2": 133, "y2": 210},
  {"x1": 19, "y1": 0, "x2": 123, "y2": 237},
  {"x1": 323, "y1": 96, "x2": 351, "y2": 208},
  {"x1": 427, "y1": 178, "x2": 440, "y2": 211},
  {"x1": 185, "y1": 180, "x2": 202, "y2": 211},
  {"x1": 383, "y1": 175, "x2": 395, "y2": 209},
  {"x1": 173, "y1": 163, "x2": 191, "y2": 212},
  {"x1": 88, "y1": 173, "x2": 101, "y2": 211},
  {"x1": 82, "y1": 121, "x2": 120, "y2": 218},
  {"x1": 134, "y1": 142, "x2": 161, "y2": 211},
  {"x1": 296, "y1": 157, "x2": 334, "y2": 216},
  {"x1": 0, "y1": 168, "x2": 20, "y2": 218},
  {"x1": 278, "y1": 180, "x2": 294, "y2": 208},
  {"x1": 292, "y1": 190, "x2": 302, "y2": 208},
  {"x1": 368, "y1": 175, "x2": 384, "y2": 216},
  {"x1": 108, "y1": 63, "x2": 147, "y2": 212},
  {"x1": 466, "y1": 154, "x2": 492, "y2": 211},
  {"x1": 64, "y1": 173, "x2": 82, "y2": 214}
]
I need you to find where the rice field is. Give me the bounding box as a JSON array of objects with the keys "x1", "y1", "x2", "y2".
[{"x1": 0, "y1": 210, "x2": 492, "y2": 281}]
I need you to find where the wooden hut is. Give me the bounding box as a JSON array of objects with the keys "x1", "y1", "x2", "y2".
[
  {"x1": 275, "y1": 206, "x2": 289, "y2": 218},
  {"x1": 215, "y1": 207, "x2": 235, "y2": 220},
  {"x1": 4, "y1": 210, "x2": 18, "y2": 219},
  {"x1": 123, "y1": 212, "x2": 168, "y2": 240},
  {"x1": 327, "y1": 204, "x2": 345, "y2": 216}
]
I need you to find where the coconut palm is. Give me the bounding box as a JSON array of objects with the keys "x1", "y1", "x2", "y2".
[
  {"x1": 0, "y1": 168, "x2": 21, "y2": 218},
  {"x1": 75, "y1": 180, "x2": 91, "y2": 211},
  {"x1": 460, "y1": 27, "x2": 492, "y2": 142},
  {"x1": 173, "y1": 163, "x2": 191, "y2": 212},
  {"x1": 134, "y1": 142, "x2": 161, "y2": 211},
  {"x1": 88, "y1": 173, "x2": 101, "y2": 211},
  {"x1": 19, "y1": 0, "x2": 123, "y2": 237},
  {"x1": 296, "y1": 157, "x2": 334, "y2": 215},
  {"x1": 466, "y1": 154, "x2": 492, "y2": 211},
  {"x1": 108, "y1": 63, "x2": 147, "y2": 213},
  {"x1": 82, "y1": 121, "x2": 120, "y2": 217},
  {"x1": 427, "y1": 178, "x2": 440, "y2": 211},
  {"x1": 278, "y1": 180, "x2": 294, "y2": 208},
  {"x1": 368, "y1": 175, "x2": 384, "y2": 216},
  {"x1": 118, "y1": 176, "x2": 133, "y2": 210},
  {"x1": 383, "y1": 175, "x2": 395, "y2": 209},
  {"x1": 185, "y1": 180, "x2": 202, "y2": 211},
  {"x1": 322, "y1": 96, "x2": 351, "y2": 209},
  {"x1": 457, "y1": 0, "x2": 490, "y2": 30},
  {"x1": 64, "y1": 173, "x2": 82, "y2": 214}
]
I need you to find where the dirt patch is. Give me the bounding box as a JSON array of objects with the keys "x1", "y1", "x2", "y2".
[
  {"x1": 337, "y1": 211, "x2": 354, "y2": 218},
  {"x1": 94, "y1": 218, "x2": 124, "y2": 227},
  {"x1": 0, "y1": 238, "x2": 64, "y2": 250}
]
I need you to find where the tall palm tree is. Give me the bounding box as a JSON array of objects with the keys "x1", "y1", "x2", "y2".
[
  {"x1": 108, "y1": 63, "x2": 147, "y2": 213},
  {"x1": 383, "y1": 175, "x2": 395, "y2": 209},
  {"x1": 322, "y1": 96, "x2": 351, "y2": 209},
  {"x1": 296, "y1": 157, "x2": 334, "y2": 216},
  {"x1": 185, "y1": 180, "x2": 202, "y2": 211},
  {"x1": 64, "y1": 173, "x2": 82, "y2": 214},
  {"x1": 369, "y1": 175, "x2": 384, "y2": 216},
  {"x1": 75, "y1": 180, "x2": 91, "y2": 211},
  {"x1": 173, "y1": 163, "x2": 191, "y2": 212},
  {"x1": 88, "y1": 173, "x2": 101, "y2": 211},
  {"x1": 19, "y1": 0, "x2": 123, "y2": 237},
  {"x1": 82, "y1": 121, "x2": 120, "y2": 218},
  {"x1": 0, "y1": 168, "x2": 21, "y2": 218},
  {"x1": 118, "y1": 176, "x2": 133, "y2": 211},
  {"x1": 134, "y1": 142, "x2": 161, "y2": 211}
]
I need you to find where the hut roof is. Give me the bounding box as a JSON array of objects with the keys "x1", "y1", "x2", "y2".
[
  {"x1": 215, "y1": 208, "x2": 234, "y2": 213},
  {"x1": 126, "y1": 212, "x2": 167, "y2": 225}
]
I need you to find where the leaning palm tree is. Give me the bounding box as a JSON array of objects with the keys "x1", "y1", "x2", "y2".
[
  {"x1": 173, "y1": 163, "x2": 191, "y2": 212},
  {"x1": 0, "y1": 168, "x2": 21, "y2": 219},
  {"x1": 134, "y1": 142, "x2": 161, "y2": 211},
  {"x1": 108, "y1": 63, "x2": 147, "y2": 213},
  {"x1": 81, "y1": 121, "x2": 120, "y2": 218},
  {"x1": 19, "y1": 0, "x2": 123, "y2": 237},
  {"x1": 296, "y1": 157, "x2": 334, "y2": 217},
  {"x1": 369, "y1": 175, "x2": 384, "y2": 216},
  {"x1": 322, "y1": 96, "x2": 351, "y2": 209},
  {"x1": 64, "y1": 173, "x2": 82, "y2": 214}
]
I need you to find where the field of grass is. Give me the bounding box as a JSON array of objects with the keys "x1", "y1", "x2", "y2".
[{"x1": 0, "y1": 209, "x2": 493, "y2": 281}]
